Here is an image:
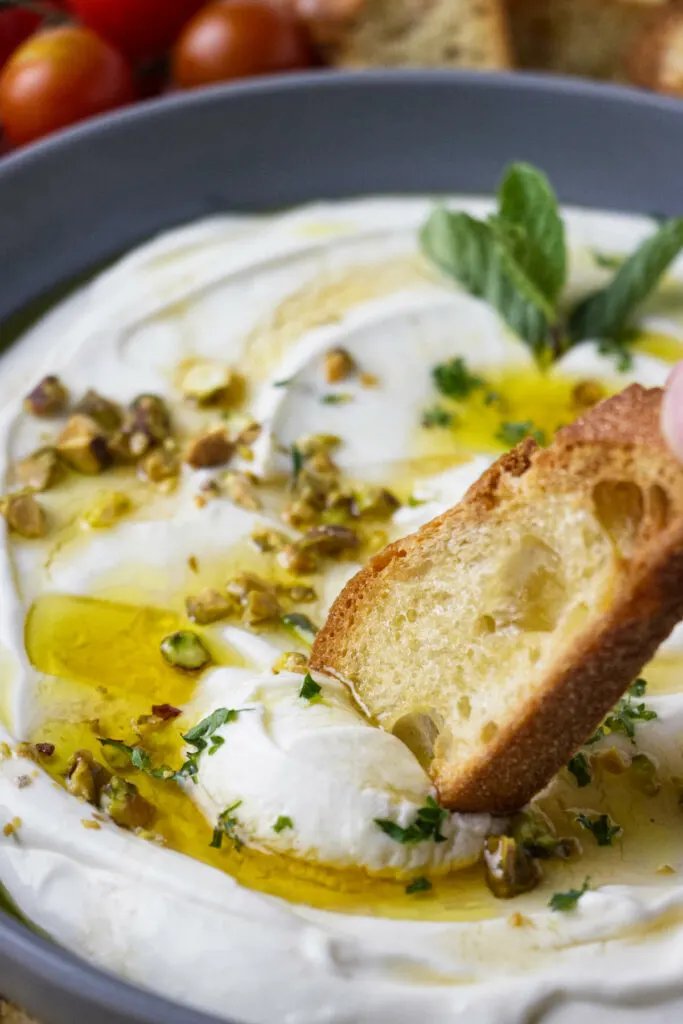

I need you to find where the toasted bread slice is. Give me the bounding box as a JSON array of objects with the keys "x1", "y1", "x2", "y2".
[
  {"x1": 311, "y1": 386, "x2": 683, "y2": 814},
  {"x1": 627, "y1": 5, "x2": 683, "y2": 95},
  {"x1": 299, "y1": 0, "x2": 511, "y2": 69},
  {"x1": 507, "y1": 0, "x2": 663, "y2": 81}
]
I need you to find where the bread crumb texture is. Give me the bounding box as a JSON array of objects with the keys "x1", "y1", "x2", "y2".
[{"x1": 312, "y1": 387, "x2": 683, "y2": 813}]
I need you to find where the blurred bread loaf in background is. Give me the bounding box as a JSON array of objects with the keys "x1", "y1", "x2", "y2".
[
  {"x1": 507, "y1": 0, "x2": 665, "y2": 81},
  {"x1": 295, "y1": 0, "x2": 512, "y2": 68},
  {"x1": 293, "y1": 0, "x2": 683, "y2": 100}
]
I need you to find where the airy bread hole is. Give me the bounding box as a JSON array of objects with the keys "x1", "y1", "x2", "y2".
[
  {"x1": 593, "y1": 480, "x2": 644, "y2": 558},
  {"x1": 648, "y1": 484, "x2": 671, "y2": 532},
  {"x1": 488, "y1": 536, "x2": 568, "y2": 633},
  {"x1": 392, "y1": 711, "x2": 442, "y2": 769}
]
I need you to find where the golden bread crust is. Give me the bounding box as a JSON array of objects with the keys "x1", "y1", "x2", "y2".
[{"x1": 312, "y1": 386, "x2": 683, "y2": 813}]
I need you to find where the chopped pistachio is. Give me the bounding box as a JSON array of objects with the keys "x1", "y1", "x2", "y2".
[
  {"x1": 242, "y1": 589, "x2": 282, "y2": 627},
  {"x1": 81, "y1": 819, "x2": 102, "y2": 831},
  {"x1": 484, "y1": 835, "x2": 541, "y2": 899},
  {"x1": 305, "y1": 450, "x2": 339, "y2": 477},
  {"x1": 511, "y1": 810, "x2": 578, "y2": 860},
  {"x1": 281, "y1": 499, "x2": 319, "y2": 530},
  {"x1": 273, "y1": 651, "x2": 309, "y2": 675},
  {"x1": 352, "y1": 486, "x2": 400, "y2": 520},
  {"x1": 223, "y1": 470, "x2": 262, "y2": 511},
  {"x1": 35, "y1": 742, "x2": 55, "y2": 758},
  {"x1": 160, "y1": 630, "x2": 212, "y2": 671},
  {"x1": 280, "y1": 583, "x2": 317, "y2": 604},
  {"x1": 251, "y1": 527, "x2": 289, "y2": 553},
  {"x1": 185, "y1": 428, "x2": 234, "y2": 469},
  {"x1": 226, "y1": 572, "x2": 271, "y2": 600},
  {"x1": 185, "y1": 588, "x2": 237, "y2": 625},
  {"x1": 24, "y1": 375, "x2": 68, "y2": 417},
  {"x1": 572, "y1": 380, "x2": 606, "y2": 410},
  {"x1": 138, "y1": 445, "x2": 180, "y2": 485},
  {"x1": 65, "y1": 750, "x2": 111, "y2": 805},
  {"x1": 508, "y1": 911, "x2": 530, "y2": 928},
  {"x1": 278, "y1": 543, "x2": 319, "y2": 575},
  {"x1": 100, "y1": 776, "x2": 155, "y2": 830},
  {"x1": 629, "y1": 753, "x2": 661, "y2": 796},
  {"x1": 130, "y1": 394, "x2": 172, "y2": 444},
  {"x1": 74, "y1": 389, "x2": 123, "y2": 433},
  {"x1": 324, "y1": 347, "x2": 356, "y2": 384},
  {"x1": 3, "y1": 817, "x2": 21, "y2": 837},
  {"x1": 360, "y1": 372, "x2": 379, "y2": 388},
  {"x1": 282, "y1": 612, "x2": 318, "y2": 644},
  {"x1": 296, "y1": 434, "x2": 341, "y2": 458},
  {"x1": 16, "y1": 775, "x2": 32, "y2": 789},
  {"x1": 1, "y1": 492, "x2": 47, "y2": 538},
  {"x1": 235, "y1": 421, "x2": 262, "y2": 447},
  {"x1": 180, "y1": 362, "x2": 242, "y2": 406},
  {"x1": 14, "y1": 742, "x2": 38, "y2": 761},
  {"x1": 16, "y1": 447, "x2": 64, "y2": 492},
  {"x1": 300, "y1": 524, "x2": 359, "y2": 556},
  {"x1": 56, "y1": 414, "x2": 113, "y2": 474},
  {"x1": 592, "y1": 747, "x2": 629, "y2": 775},
  {"x1": 82, "y1": 491, "x2": 133, "y2": 530}
]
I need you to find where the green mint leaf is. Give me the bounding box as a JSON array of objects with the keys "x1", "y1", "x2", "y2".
[
  {"x1": 375, "y1": 796, "x2": 448, "y2": 846},
  {"x1": 629, "y1": 678, "x2": 648, "y2": 697},
  {"x1": 570, "y1": 218, "x2": 683, "y2": 343},
  {"x1": 273, "y1": 816, "x2": 293, "y2": 833},
  {"x1": 432, "y1": 357, "x2": 485, "y2": 399},
  {"x1": 567, "y1": 752, "x2": 592, "y2": 788},
  {"x1": 496, "y1": 162, "x2": 567, "y2": 302},
  {"x1": 496, "y1": 420, "x2": 547, "y2": 447},
  {"x1": 549, "y1": 877, "x2": 590, "y2": 912},
  {"x1": 282, "y1": 613, "x2": 318, "y2": 645},
  {"x1": 421, "y1": 404, "x2": 453, "y2": 429},
  {"x1": 420, "y1": 208, "x2": 556, "y2": 356},
  {"x1": 575, "y1": 813, "x2": 622, "y2": 846},
  {"x1": 299, "y1": 673, "x2": 322, "y2": 702},
  {"x1": 406, "y1": 876, "x2": 432, "y2": 895}
]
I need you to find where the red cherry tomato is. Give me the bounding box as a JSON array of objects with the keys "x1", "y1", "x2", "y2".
[
  {"x1": 0, "y1": 26, "x2": 134, "y2": 147},
  {"x1": 0, "y1": 9, "x2": 42, "y2": 70},
  {"x1": 173, "y1": 0, "x2": 311, "y2": 89},
  {"x1": 68, "y1": 0, "x2": 207, "y2": 62}
]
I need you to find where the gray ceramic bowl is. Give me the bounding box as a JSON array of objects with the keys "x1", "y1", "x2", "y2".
[{"x1": 1, "y1": 70, "x2": 683, "y2": 1024}]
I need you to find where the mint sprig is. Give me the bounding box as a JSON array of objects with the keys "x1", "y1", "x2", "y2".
[{"x1": 421, "y1": 163, "x2": 683, "y2": 363}]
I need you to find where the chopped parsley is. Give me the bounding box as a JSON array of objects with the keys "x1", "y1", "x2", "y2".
[
  {"x1": 405, "y1": 876, "x2": 432, "y2": 895},
  {"x1": 321, "y1": 393, "x2": 354, "y2": 405},
  {"x1": 549, "y1": 877, "x2": 590, "y2": 912},
  {"x1": 575, "y1": 813, "x2": 622, "y2": 846},
  {"x1": 299, "y1": 673, "x2": 322, "y2": 702},
  {"x1": 210, "y1": 801, "x2": 243, "y2": 851},
  {"x1": 98, "y1": 739, "x2": 182, "y2": 782},
  {"x1": 496, "y1": 420, "x2": 547, "y2": 447},
  {"x1": 432, "y1": 357, "x2": 485, "y2": 399},
  {"x1": 181, "y1": 707, "x2": 240, "y2": 780},
  {"x1": 407, "y1": 495, "x2": 427, "y2": 508},
  {"x1": 597, "y1": 337, "x2": 634, "y2": 373},
  {"x1": 421, "y1": 404, "x2": 453, "y2": 429},
  {"x1": 567, "y1": 752, "x2": 592, "y2": 788},
  {"x1": 587, "y1": 691, "x2": 657, "y2": 745},
  {"x1": 375, "y1": 796, "x2": 447, "y2": 845},
  {"x1": 273, "y1": 378, "x2": 292, "y2": 388},
  {"x1": 291, "y1": 443, "x2": 304, "y2": 485},
  {"x1": 629, "y1": 678, "x2": 648, "y2": 698},
  {"x1": 273, "y1": 816, "x2": 294, "y2": 833},
  {"x1": 282, "y1": 613, "x2": 319, "y2": 645}
]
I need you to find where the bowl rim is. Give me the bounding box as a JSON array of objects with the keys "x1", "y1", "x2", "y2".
[{"x1": 2, "y1": 68, "x2": 683, "y2": 1024}]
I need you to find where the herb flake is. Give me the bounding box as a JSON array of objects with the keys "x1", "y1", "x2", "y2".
[
  {"x1": 549, "y1": 877, "x2": 590, "y2": 912},
  {"x1": 210, "y1": 801, "x2": 243, "y2": 850},
  {"x1": 406, "y1": 876, "x2": 433, "y2": 895},
  {"x1": 421, "y1": 404, "x2": 453, "y2": 429},
  {"x1": 496, "y1": 420, "x2": 547, "y2": 447},
  {"x1": 273, "y1": 816, "x2": 293, "y2": 833},
  {"x1": 375, "y1": 796, "x2": 448, "y2": 846},
  {"x1": 299, "y1": 673, "x2": 322, "y2": 702},
  {"x1": 567, "y1": 752, "x2": 592, "y2": 788},
  {"x1": 432, "y1": 357, "x2": 485, "y2": 400},
  {"x1": 575, "y1": 813, "x2": 622, "y2": 846}
]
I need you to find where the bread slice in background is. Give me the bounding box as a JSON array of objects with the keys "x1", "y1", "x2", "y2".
[
  {"x1": 311, "y1": 386, "x2": 683, "y2": 814},
  {"x1": 628, "y1": 4, "x2": 683, "y2": 95},
  {"x1": 507, "y1": 0, "x2": 665, "y2": 81},
  {"x1": 298, "y1": 0, "x2": 512, "y2": 69}
]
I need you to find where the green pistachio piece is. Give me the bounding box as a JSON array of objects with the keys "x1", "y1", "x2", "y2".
[{"x1": 160, "y1": 630, "x2": 212, "y2": 671}]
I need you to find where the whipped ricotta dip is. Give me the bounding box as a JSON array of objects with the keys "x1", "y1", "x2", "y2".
[{"x1": 0, "y1": 195, "x2": 683, "y2": 1024}]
